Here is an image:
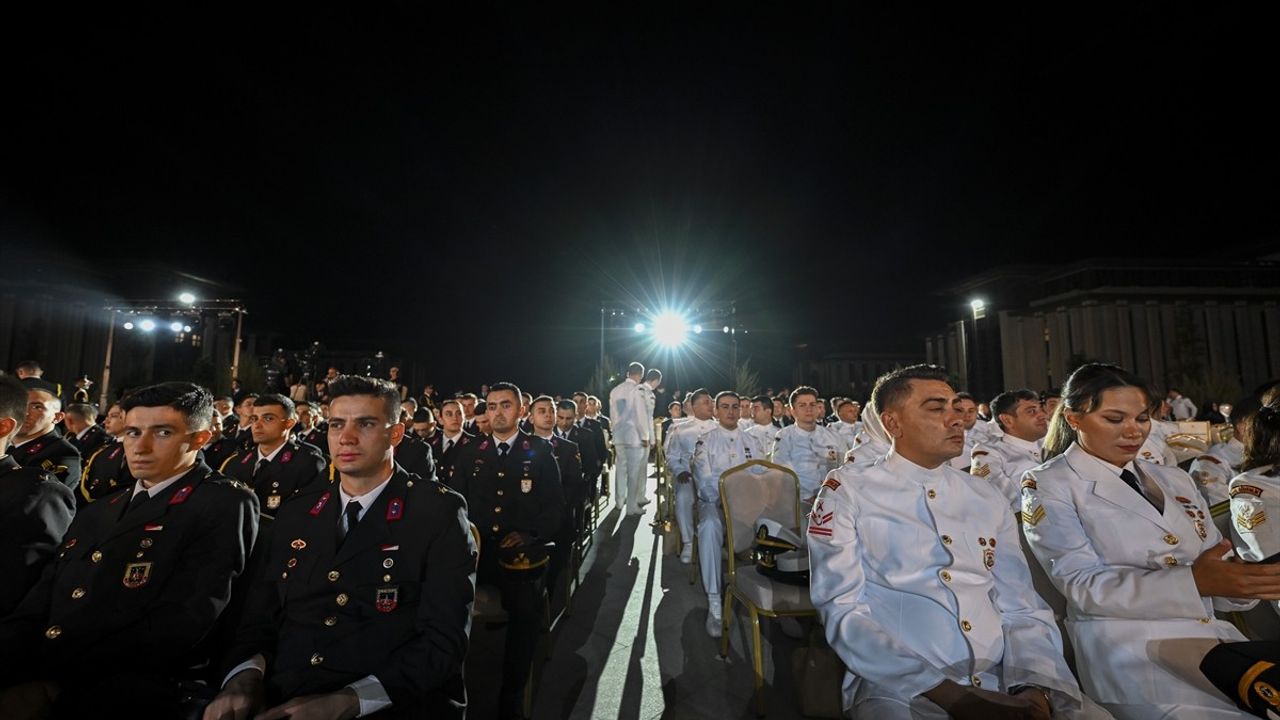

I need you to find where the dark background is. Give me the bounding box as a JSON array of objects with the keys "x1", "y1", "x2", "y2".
[{"x1": 3, "y1": 4, "x2": 1275, "y2": 393}]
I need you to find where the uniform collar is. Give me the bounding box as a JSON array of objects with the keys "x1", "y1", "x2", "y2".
[
  {"x1": 338, "y1": 470, "x2": 394, "y2": 517},
  {"x1": 1066, "y1": 442, "x2": 1137, "y2": 479},
  {"x1": 257, "y1": 440, "x2": 288, "y2": 463},
  {"x1": 131, "y1": 466, "x2": 193, "y2": 499},
  {"x1": 1003, "y1": 433, "x2": 1043, "y2": 454},
  {"x1": 884, "y1": 449, "x2": 949, "y2": 482}
]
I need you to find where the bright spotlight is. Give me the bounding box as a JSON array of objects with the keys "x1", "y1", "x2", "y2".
[
  {"x1": 139, "y1": 319, "x2": 156, "y2": 332},
  {"x1": 969, "y1": 298, "x2": 986, "y2": 311},
  {"x1": 182, "y1": 325, "x2": 193, "y2": 333},
  {"x1": 693, "y1": 324, "x2": 703, "y2": 334},
  {"x1": 633, "y1": 323, "x2": 646, "y2": 333},
  {"x1": 722, "y1": 326, "x2": 730, "y2": 334},
  {"x1": 178, "y1": 292, "x2": 196, "y2": 304},
  {"x1": 169, "y1": 321, "x2": 184, "y2": 333},
  {"x1": 122, "y1": 321, "x2": 135, "y2": 330},
  {"x1": 652, "y1": 312, "x2": 688, "y2": 348}
]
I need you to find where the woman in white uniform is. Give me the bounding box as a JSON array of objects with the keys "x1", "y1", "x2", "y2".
[{"x1": 1021, "y1": 363, "x2": 1280, "y2": 719}]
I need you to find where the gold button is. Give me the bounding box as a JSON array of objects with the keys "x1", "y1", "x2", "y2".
[
  {"x1": 1200, "y1": 617, "x2": 1211, "y2": 624},
  {"x1": 281, "y1": 572, "x2": 288, "y2": 579},
  {"x1": 328, "y1": 570, "x2": 340, "y2": 581},
  {"x1": 272, "y1": 481, "x2": 279, "y2": 488},
  {"x1": 1163, "y1": 556, "x2": 1178, "y2": 567},
  {"x1": 91, "y1": 551, "x2": 103, "y2": 563},
  {"x1": 971, "y1": 675, "x2": 982, "y2": 687},
  {"x1": 406, "y1": 480, "x2": 414, "y2": 488},
  {"x1": 140, "y1": 538, "x2": 153, "y2": 548},
  {"x1": 287, "y1": 558, "x2": 298, "y2": 568},
  {"x1": 497, "y1": 490, "x2": 504, "y2": 496},
  {"x1": 383, "y1": 574, "x2": 392, "y2": 582},
  {"x1": 495, "y1": 507, "x2": 503, "y2": 513},
  {"x1": 336, "y1": 593, "x2": 349, "y2": 606},
  {"x1": 310, "y1": 653, "x2": 324, "y2": 666},
  {"x1": 941, "y1": 535, "x2": 952, "y2": 545},
  {"x1": 940, "y1": 570, "x2": 952, "y2": 582},
  {"x1": 136, "y1": 552, "x2": 145, "y2": 558},
  {"x1": 961, "y1": 620, "x2": 972, "y2": 632},
  {"x1": 383, "y1": 558, "x2": 394, "y2": 569},
  {"x1": 71, "y1": 588, "x2": 86, "y2": 599},
  {"x1": 927, "y1": 489, "x2": 937, "y2": 500},
  {"x1": 324, "y1": 616, "x2": 337, "y2": 627},
  {"x1": 45, "y1": 626, "x2": 62, "y2": 639},
  {"x1": 498, "y1": 471, "x2": 505, "y2": 478},
  {"x1": 492, "y1": 525, "x2": 500, "y2": 533},
  {"x1": 1163, "y1": 534, "x2": 1179, "y2": 545}
]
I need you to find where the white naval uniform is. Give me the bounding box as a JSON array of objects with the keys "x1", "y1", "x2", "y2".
[
  {"x1": 808, "y1": 452, "x2": 1090, "y2": 719},
  {"x1": 1189, "y1": 438, "x2": 1245, "y2": 507},
  {"x1": 829, "y1": 420, "x2": 862, "y2": 451},
  {"x1": 1228, "y1": 465, "x2": 1280, "y2": 615},
  {"x1": 969, "y1": 433, "x2": 1044, "y2": 506},
  {"x1": 690, "y1": 425, "x2": 766, "y2": 596},
  {"x1": 1022, "y1": 443, "x2": 1254, "y2": 719},
  {"x1": 608, "y1": 377, "x2": 652, "y2": 511},
  {"x1": 773, "y1": 423, "x2": 849, "y2": 500},
  {"x1": 1138, "y1": 420, "x2": 1179, "y2": 467},
  {"x1": 1170, "y1": 396, "x2": 1198, "y2": 421},
  {"x1": 744, "y1": 421, "x2": 778, "y2": 457},
  {"x1": 663, "y1": 416, "x2": 718, "y2": 546}
]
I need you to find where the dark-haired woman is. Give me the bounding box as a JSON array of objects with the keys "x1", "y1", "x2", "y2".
[
  {"x1": 1229, "y1": 400, "x2": 1280, "y2": 616},
  {"x1": 1023, "y1": 363, "x2": 1279, "y2": 719}
]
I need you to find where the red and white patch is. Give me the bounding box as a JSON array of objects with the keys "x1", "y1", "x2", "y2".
[{"x1": 807, "y1": 501, "x2": 834, "y2": 537}]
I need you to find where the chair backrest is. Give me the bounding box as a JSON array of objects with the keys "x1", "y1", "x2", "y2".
[{"x1": 719, "y1": 459, "x2": 801, "y2": 555}]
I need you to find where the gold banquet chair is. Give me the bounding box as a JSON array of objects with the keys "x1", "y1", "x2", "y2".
[{"x1": 716, "y1": 459, "x2": 818, "y2": 716}]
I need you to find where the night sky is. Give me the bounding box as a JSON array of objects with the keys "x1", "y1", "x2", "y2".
[{"x1": 4, "y1": 4, "x2": 1275, "y2": 393}]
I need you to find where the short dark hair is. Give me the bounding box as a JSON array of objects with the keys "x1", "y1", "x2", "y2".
[
  {"x1": 644, "y1": 368, "x2": 662, "y2": 382},
  {"x1": 459, "y1": 392, "x2": 478, "y2": 402},
  {"x1": 1040, "y1": 387, "x2": 1061, "y2": 403},
  {"x1": 789, "y1": 386, "x2": 819, "y2": 405},
  {"x1": 870, "y1": 364, "x2": 952, "y2": 413},
  {"x1": 15, "y1": 360, "x2": 41, "y2": 373},
  {"x1": 571, "y1": 391, "x2": 588, "y2": 400},
  {"x1": 215, "y1": 395, "x2": 233, "y2": 404},
  {"x1": 0, "y1": 375, "x2": 29, "y2": 439},
  {"x1": 557, "y1": 399, "x2": 578, "y2": 413},
  {"x1": 473, "y1": 400, "x2": 488, "y2": 415},
  {"x1": 440, "y1": 398, "x2": 462, "y2": 412},
  {"x1": 64, "y1": 403, "x2": 98, "y2": 422},
  {"x1": 954, "y1": 392, "x2": 975, "y2": 403},
  {"x1": 991, "y1": 389, "x2": 1039, "y2": 431},
  {"x1": 119, "y1": 382, "x2": 215, "y2": 431},
  {"x1": 752, "y1": 394, "x2": 772, "y2": 408},
  {"x1": 686, "y1": 388, "x2": 712, "y2": 405},
  {"x1": 530, "y1": 394, "x2": 555, "y2": 410},
  {"x1": 487, "y1": 381, "x2": 522, "y2": 405},
  {"x1": 254, "y1": 393, "x2": 297, "y2": 419},
  {"x1": 627, "y1": 362, "x2": 645, "y2": 377},
  {"x1": 1244, "y1": 400, "x2": 1280, "y2": 472},
  {"x1": 714, "y1": 390, "x2": 740, "y2": 404},
  {"x1": 412, "y1": 408, "x2": 435, "y2": 424},
  {"x1": 327, "y1": 375, "x2": 401, "y2": 423}
]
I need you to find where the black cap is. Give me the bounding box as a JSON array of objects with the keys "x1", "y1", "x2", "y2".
[
  {"x1": 21, "y1": 377, "x2": 60, "y2": 396},
  {"x1": 1200, "y1": 641, "x2": 1280, "y2": 717}
]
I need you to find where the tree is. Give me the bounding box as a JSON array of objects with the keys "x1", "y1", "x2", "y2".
[
  {"x1": 733, "y1": 359, "x2": 761, "y2": 398},
  {"x1": 586, "y1": 355, "x2": 619, "y2": 403}
]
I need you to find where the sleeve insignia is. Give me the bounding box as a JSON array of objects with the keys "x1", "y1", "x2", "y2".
[
  {"x1": 1021, "y1": 505, "x2": 1046, "y2": 526},
  {"x1": 1021, "y1": 478, "x2": 1037, "y2": 490},
  {"x1": 807, "y1": 502, "x2": 834, "y2": 537},
  {"x1": 822, "y1": 476, "x2": 841, "y2": 492},
  {"x1": 1231, "y1": 485, "x2": 1264, "y2": 498},
  {"x1": 1236, "y1": 506, "x2": 1267, "y2": 531},
  {"x1": 971, "y1": 450, "x2": 989, "y2": 457},
  {"x1": 971, "y1": 463, "x2": 991, "y2": 478},
  {"x1": 1201, "y1": 455, "x2": 1222, "y2": 464}
]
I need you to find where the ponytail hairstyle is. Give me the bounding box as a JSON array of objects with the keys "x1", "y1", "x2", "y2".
[
  {"x1": 1042, "y1": 363, "x2": 1155, "y2": 461},
  {"x1": 1241, "y1": 381, "x2": 1280, "y2": 472}
]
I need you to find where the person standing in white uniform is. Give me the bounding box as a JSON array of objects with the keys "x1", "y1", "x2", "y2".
[
  {"x1": 809, "y1": 364, "x2": 1098, "y2": 719},
  {"x1": 608, "y1": 362, "x2": 652, "y2": 515},
  {"x1": 1023, "y1": 363, "x2": 1280, "y2": 719},
  {"x1": 663, "y1": 389, "x2": 717, "y2": 565}
]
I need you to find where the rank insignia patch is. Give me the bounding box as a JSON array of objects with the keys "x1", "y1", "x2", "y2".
[
  {"x1": 309, "y1": 491, "x2": 332, "y2": 516},
  {"x1": 521, "y1": 479, "x2": 533, "y2": 494},
  {"x1": 169, "y1": 485, "x2": 194, "y2": 505},
  {"x1": 1237, "y1": 507, "x2": 1267, "y2": 531},
  {"x1": 375, "y1": 585, "x2": 399, "y2": 613},
  {"x1": 972, "y1": 464, "x2": 991, "y2": 478},
  {"x1": 267, "y1": 494, "x2": 281, "y2": 510},
  {"x1": 386, "y1": 497, "x2": 403, "y2": 521},
  {"x1": 123, "y1": 561, "x2": 153, "y2": 589},
  {"x1": 290, "y1": 539, "x2": 307, "y2": 550}
]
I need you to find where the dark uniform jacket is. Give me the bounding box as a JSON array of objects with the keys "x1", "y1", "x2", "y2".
[
  {"x1": 79, "y1": 439, "x2": 134, "y2": 507},
  {"x1": 576, "y1": 418, "x2": 608, "y2": 479},
  {"x1": 220, "y1": 440, "x2": 327, "y2": 515},
  {"x1": 0, "y1": 456, "x2": 75, "y2": 616},
  {"x1": 15, "y1": 430, "x2": 82, "y2": 490},
  {"x1": 393, "y1": 432, "x2": 436, "y2": 481},
  {"x1": 0, "y1": 462, "x2": 258, "y2": 683},
  {"x1": 224, "y1": 468, "x2": 475, "y2": 717},
  {"x1": 451, "y1": 431, "x2": 564, "y2": 547},
  {"x1": 231, "y1": 425, "x2": 255, "y2": 452},
  {"x1": 428, "y1": 430, "x2": 478, "y2": 487},
  {"x1": 545, "y1": 433, "x2": 584, "y2": 505},
  {"x1": 295, "y1": 427, "x2": 329, "y2": 457},
  {"x1": 201, "y1": 435, "x2": 240, "y2": 472},
  {"x1": 564, "y1": 425, "x2": 601, "y2": 488},
  {"x1": 68, "y1": 424, "x2": 107, "y2": 459}
]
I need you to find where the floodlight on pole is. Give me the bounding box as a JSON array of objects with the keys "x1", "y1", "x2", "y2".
[
  {"x1": 139, "y1": 319, "x2": 156, "y2": 332},
  {"x1": 633, "y1": 322, "x2": 646, "y2": 333},
  {"x1": 169, "y1": 321, "x2": 184, "y2": 333},
  {"x1": 122, "y1": 321, "x2": 135, "y2": 330},
  {"x1": 652, "y1": 311, "x2": 688, "y2": 348},
  {"x1": 178, "y1": 292, "x2": 196, "y2": 305}
]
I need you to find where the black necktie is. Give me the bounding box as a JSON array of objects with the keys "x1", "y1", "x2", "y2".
[
  {"x1": 498, "y1": 441, "x2": 509, "y2": 457},
  {"x1": 122, "y1": 491, "x2": 150, "y2": 518},
  {"x1": 1120, "y1": 469, "x2": 1158, "y2": 510},
  {"x1": 254, "y1": 458, "x2": 268, "y2": 478},
  {"x1": 444, "y1": 439, "x2": 454, "y2": 453},
  {"x1": 337, "y1": 500, "x2": 362, "y2": 545}
]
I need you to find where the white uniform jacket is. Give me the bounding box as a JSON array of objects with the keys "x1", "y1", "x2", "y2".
[
  {"x1": 1021, "y1": 443, "x2": 1253, "y2": 710},
  {"x1": 1229, "y1": 465, "x2": 1280, "y2": 616},
  {"x1": 829, "y1": 420, "x2": 861, "y2": 450},
  {"x1": 690, "y1": 425, "x2": 766, "y2": 502},
  {"x1": 607, "y1": 378, "x2": 651, "y2": 447},
  {"x1": 663, "y1": 417, "x2": 717, "y2": 480},
  {"x1": 808, "y1": 452, "x2": 1083, "y2": 713},
  {"x1": 744, "y1": 422, "x2": 777, "y2": 456},
  {"x1": 1189, "y1": 438, "x2": 1244, "y2": 507},
  {"x1": 773, "y1": 424, "x2": 849, "y2": 499},
  {"x1": 970, "y1": 434, "x2": 1043, "y2": 505}
]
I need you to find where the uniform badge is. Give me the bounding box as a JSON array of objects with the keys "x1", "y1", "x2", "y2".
[
  {"x1": 521, "y1": 479, "x2": 533, "y2": 493},
  {"x1": 807, "y1": 501, "x2": 834, "y2": 538},
  {"x1": 822, "y1": 477, "x2": 841, "y2": 492},
  {"x1": 267, "y1": 494, "x2": 282, "y2": 510},
  {"x1": 169, "y1": 485, "x2": 194, "y2": 505},
  {"x1": 241, "y1": 454, "x2": 254, "y2": 465},
  {"x1": 386, "y1": 497, "x2": 403, "y2": 521},
  {"x1": 983, "y1": 547, "x2": 996, "y2": 570},
  {"x1": 375, "y1": 585, "x2": 399, "y2": 612},
  {"x1": 143, "y1": 523, "x2": 163, "y2": 531},
  {"x1": 521, "y1": 440, "x2": 530, "y2": 451},
  {"x1": 281, "y1": 450, "x2": 293, "y2": 463},
  {"x1": 1021, "y1": 478, "x2": 1037, "y2": 490},
  {"x1": 1194, "y1": 517, "x2": 1208, "y2": 540},
  {"x1": 123, "y1": 561, "x2": 153, "y2": 589},
  {"x1": 1021, "y1": 493, "x2": 1046, "y2": 526},
  {"x1": 1232, "y1": 485, "x2": 1265, "y2": 498},
  {"x1": 1237, "y1": 505, "x2": 1267, "y2": 531},
  {"x1": 309, "y1": 491, "x2": 332, "y2": 516},
  {"x1": 972, "y1": 463, "x2": 991, "y2": 478},
  {"x1": 290, "y1": 539, "x2": 307, "y2": 550}
]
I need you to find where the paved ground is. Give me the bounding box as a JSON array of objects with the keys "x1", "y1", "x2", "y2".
[{"x1": 466, "y1": 464, "x2": 820, "y2": 719}]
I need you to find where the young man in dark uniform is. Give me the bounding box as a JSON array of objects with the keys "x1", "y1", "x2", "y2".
[
  {"x1": 205, "y1": 375, "x2": 475, "y2": 720},
  {"x1": 451, "y1": 382, "x2": 563, "y2": 720},
  {"x1": 78, "y1": 401, "x2": 133, "y2": 506},
  {"x1": 0, "y1": 374, "x2": 75, "y2": 617},
  {"x1": 293, "y1": 401, "x2": 329, "y2": 457},
  {"x1": 0, "y1": 382, "x2": 259, "y2": 718},
  {"x1": 429, "y1": 398, "x2": 476, "y2": 487},
  {"x1": 62, "y1": 403, "x2": 106, "y2": 458},
  {"x1": 12, "y1": 378, "x2": 81, "y2": 490},
  {"x1": 219, "y1": 394, "x2": 327, "y2": 516},
  {"x1": 529, "y1": 395, "x2": 584, "y2": 596}
]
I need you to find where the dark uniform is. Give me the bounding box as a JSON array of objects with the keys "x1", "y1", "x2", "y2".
[
  {"x1": 0, "y1": 456, "x2": 75, "y2": 616},
  {"x1": 544, "y1": 433, "x2": 583, "y2": 593},
  {"x1": 0, "y1": 462, "x2": 258, "y2": 717},
  {"x1": 78, "y1": 438, "x2": 134, "y2": 507},
  {"x1": 566, "y1": 423, "x2": 602, "y2": 500},
  {"x1": 393, "y1": 432, "x2": 436, "y2": 481},
  {"x1": 295, "y1": 426, "x2": 329, "y2": 457},
  {"x1": 14, "y1": 430, "x2": 82, "y2": 491},
  {"x1": 451, "y1": 431, "x2": 563, "y2": 716},
  {"x1": 230, "y1": 424, "x2": 255, "y2": 452},
  {"x1": 220, "y1": 440, "x2": 328, "y2": 516},
  {"x1": 577, "y1": 417, "x2": 609, "y2": 498},
  {"x1": 428, "y1": 431, "x2": 478, "y2": 487},
  {"x1": 222, "y1": 469, "x2": 474, "y2": 718},
  {"x1": 200, "y1": 435, "x2": 240, "y2": 472},
  {"x1": 67, "y1": 424, "x2": 107, "y2": 459}
]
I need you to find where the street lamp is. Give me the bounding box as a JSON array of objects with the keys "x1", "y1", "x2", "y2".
[{"x1": 178, "y1": 292, "x2": 196, "y2": 305}]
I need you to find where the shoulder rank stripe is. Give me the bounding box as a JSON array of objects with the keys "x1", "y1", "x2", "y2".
[
  {"x1": 1231, "y1": 485, "x2": 1264, "y2": 498},
  {"x1": 1175, "y1": 496, "x2": 1193, "y2": 504},
  {"x1": 386, "y1": 497, "x2": 403, "y2": 521},
  {"x1": 1021, "y1": 505, "x2": 1046, "y2": 526},
  {"x1": 169, "y1": 485, "x2": 194, "y2": 505},
  {"x1": 241, "y1": 453, "x2": 254, "y2": 465},
  {"x1": 1021, "y1": 478, "x2": 1037, "y2": 490},
  {"x1": 309, "y1": 491, "x2": 332, "y2": 515},
  {"x1": 1200, "y1": 455, "x2": 1222, "y2": 464},
  {"x1": 971, "y1": 450, "x2": 989, "y2": 457},
  {"x1": 822, "y1": 477, "x2": 841, "y2": 492}
]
